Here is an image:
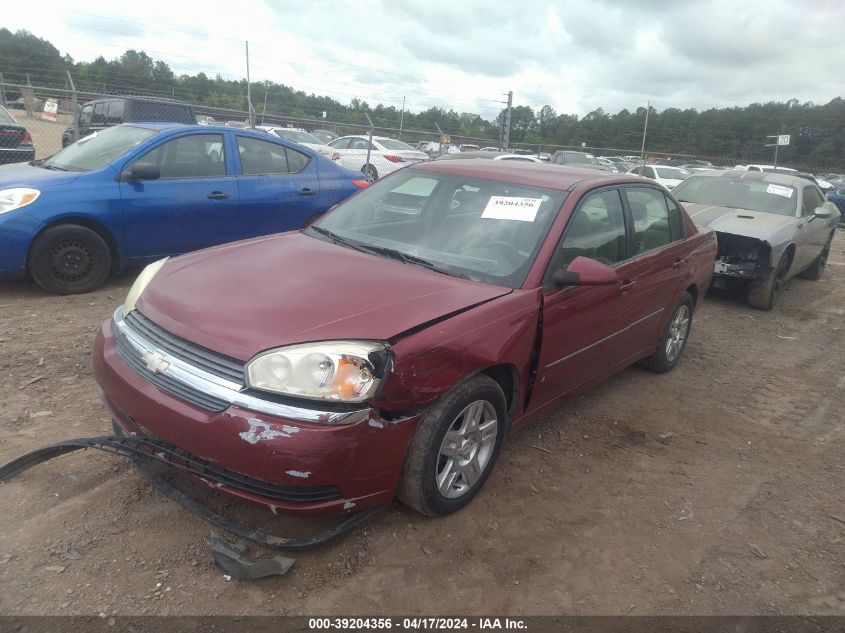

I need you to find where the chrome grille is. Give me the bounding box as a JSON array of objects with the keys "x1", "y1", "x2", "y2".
[
  {"x1": 113, "y1": 322, "x2": 231, "y2": 411},
  {"x1": 125, "y1": 311, "x2": 245, "y2": 385}
]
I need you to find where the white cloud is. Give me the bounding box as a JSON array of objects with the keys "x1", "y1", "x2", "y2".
[{"x1": 2, "y1": 0, "x2": 844, "y2": 118}]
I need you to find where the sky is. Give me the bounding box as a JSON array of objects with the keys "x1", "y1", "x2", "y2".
[{"x1": 3, "y1": 0, "x2": 845, "y2": 119}]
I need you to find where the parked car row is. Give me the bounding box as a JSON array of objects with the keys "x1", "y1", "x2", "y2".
[
  {"x1": 1, "y1": 141, "x2": 840, "y2": 540},
  {"x1": 89, "y1": 161, "x2": 718, "y2": 519}
]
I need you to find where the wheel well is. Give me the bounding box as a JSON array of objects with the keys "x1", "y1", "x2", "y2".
[
  {"x1": 684, "y1": 284, "x2": 698, "y2": 308},
  {"x1": 30, "y1": 218, "x2": 121, "y2": 273},
  {"x1": 783, "y1": 243, "x2": 796, "y2": 269},
  {"x1": 481, "y1": 364, "x2": 519, "y2": 418}
]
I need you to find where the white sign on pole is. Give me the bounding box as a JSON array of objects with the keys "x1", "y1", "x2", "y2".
[
  {"x1": 41, "y1": 99, "x2": 58, "y2": 122},
  {"x1": 777, "y1": 135, "x2": 790, "y2": 146}
]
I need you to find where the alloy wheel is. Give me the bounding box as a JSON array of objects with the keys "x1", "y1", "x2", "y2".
[
  {"x1": 436, "y1": 400, "x2": 498, "y2": 499},
  {"x1": 665, "y1": 304, "x2": 690, "y2": 363}
]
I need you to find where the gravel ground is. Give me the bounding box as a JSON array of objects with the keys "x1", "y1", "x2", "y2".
[{"x1": 0, "y1": 230, "x2": 844, "y2": 616}]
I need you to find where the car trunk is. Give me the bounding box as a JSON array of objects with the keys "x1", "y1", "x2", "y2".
[{"x1": 0, "y1": 125, "x2": 26, "y2": 148}]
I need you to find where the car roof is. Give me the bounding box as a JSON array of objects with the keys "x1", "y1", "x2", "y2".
[
  {"x1": 410, "y1": 159, "x2": 641, "y2": 191},
  {"x1": 690, "y1": 169, "x2": 810, "y2": 187},
  {"x1": 125, "y1": 122, "x2": 300, "y2": 139}
]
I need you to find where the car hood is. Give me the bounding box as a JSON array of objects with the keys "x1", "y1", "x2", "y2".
[
  {"x1": 0, "y1": 162, "x2": 82, "y2": 188},
  {"x1": 136, "y1": 232, "x2": 512, "y2": 361},
  {"x1": 683, "y1": 203, "x2": 794, "y2": 240}
]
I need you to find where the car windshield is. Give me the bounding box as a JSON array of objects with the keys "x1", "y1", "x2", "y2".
[
  {"x1": 673, "y1": 176, "x2": 798, "y2": 216},
  {"x1": 377, "y1": 138, "x2": 417, "y2": 151},
  {"x1": 656, "y1": 168, "x2": 691, "y2": 180},
  {"x1": 0, "y1": 107, "x2": 16, "y2": 124},
  {"x1": 310, "y1": 169, "x2": 566, "y2": 288},
  {"x1": 274, "y1": 129, "x2": 323, "y2": 145},
  {"x1": 42, "y1": 125, "x2": 156, "y2": 172}
]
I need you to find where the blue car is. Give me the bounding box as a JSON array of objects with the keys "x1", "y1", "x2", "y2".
[{"x1": 0, "y1": 123, "x2": 367, "y2": 294}]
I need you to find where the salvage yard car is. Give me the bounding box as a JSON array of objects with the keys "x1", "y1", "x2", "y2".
[
  {"x1": 674, "y1": 170, "x2": 839, "y2": 310},
  {"x1": 92, "y1": 161, "x2": 717, "y2": 517},
  {"x1": 328, "y1": 135, "x2": 429, "y2": 182},
  {"x1": 0, "y1": 105, "x2": 35, "y2": 165},
  {"x1": 0, "y1": 123, "x2": 366, "y2": 294}
]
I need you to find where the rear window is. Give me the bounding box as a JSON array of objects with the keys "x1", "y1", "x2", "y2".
[
  {"x1": 376, "y1": 138, "x2": 417, "y2": 151},
  {"x1": 561, "y1": 152, "x2": 597, "y2": 165},
  {"x1": 0, "y1": 107, "x2": 16, "y2": 124},
  {"x1": 128, "y1": 102, "x2": 195, "y2": 123}
]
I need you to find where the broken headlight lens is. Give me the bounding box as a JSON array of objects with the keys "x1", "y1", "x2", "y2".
[
  {"x1": 122, "y1": 257, "x2": 169, "y2": 317},
  {"x1": 245, "y1": 341, "x2": 389, "y2": 403}
]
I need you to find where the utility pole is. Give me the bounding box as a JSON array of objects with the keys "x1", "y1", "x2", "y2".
[
  {"x1": 502, "y1": 90, "x2": 513, "y2": 150},
  {"x1": 639, "y1": 101, "x2": 650, "y2": 175},
  {"x1": 398, "y1": 96, "x2": 405, "y2": 140},
  {"x1": 261, "y1": 80, "x2": 269, "y2": 125},
  {"x1": 245, "y1": 40, "x2": 254, "y2": 128},
  {"x1": 67, "y1": 70, "x2": 78, "y2": 142}
]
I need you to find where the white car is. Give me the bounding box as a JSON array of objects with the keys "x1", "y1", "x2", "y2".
[
  {"x1": 258, "y1": 126, "x2": 339, "y2": 161},
  {"x1": 329, "y1": 135, "x2": 429, "y2": 181},
  {"x1": 628, "y1": 165, "x2": 692, "y2": 190}
]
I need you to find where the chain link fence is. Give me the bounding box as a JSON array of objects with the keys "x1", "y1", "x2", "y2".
[{"x1": 0, "y1": 79, "x2": 828, "y2": 178}]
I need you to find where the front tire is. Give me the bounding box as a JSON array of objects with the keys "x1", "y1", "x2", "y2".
[
  {"x1": 638, "y1": 291, "x2": 693, "y2": 373},
  {"x1": 747, "y1": 252, "x2": 790, "y2": 310},
  {"x1": 397, "y1": 374, "x2": 507, "y2": 516},
  {"x1": 28, "y1": 224, "x2": 112, "y2": 295}
]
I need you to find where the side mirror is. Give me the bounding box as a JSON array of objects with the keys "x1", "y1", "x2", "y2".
[
  {"x1": 122, "y1": 163, "x2": 160, "y2": 181},
  {"x1": 553, "y1": 256, "x2": 618, "y2": 287},
  {"x1": 814, "y1": 207, "x2": 832, "y2": 219}
]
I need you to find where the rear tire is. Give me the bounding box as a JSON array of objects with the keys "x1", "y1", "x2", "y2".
[
  {"x1": 799, "y1": 233, "x2": 833, "y2": 281},
  {"x1": 362, "y1": 164, "x2": 378, "y2": 183},
  {"x1": 397, "y1": 374, "x2": 507, "y2": 516},
  {"x1": 747, "y1": 252, "x2": 790, "y2": 310},
  {"x1": 28, "y1": 224, "x2": 112, "y2": 295},
  {"x1": 638, "y1": 292, "x2": 693, "y2": 373}
]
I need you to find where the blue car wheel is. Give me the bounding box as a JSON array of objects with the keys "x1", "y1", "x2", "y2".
[{"x1": 28, "y1": 224, "x2": 112, "y2": 295}]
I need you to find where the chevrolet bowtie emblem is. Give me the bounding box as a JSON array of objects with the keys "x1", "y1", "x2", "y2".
[{"x1": 142, "y1": 350, "x2": 170, "y2": 374}]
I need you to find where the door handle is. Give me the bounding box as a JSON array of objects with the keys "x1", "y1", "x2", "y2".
[
  {"x1": 672, "y1": 257, "x2": 688, "y2": 269},
  {"x1": 298, "y1": 188, "x2": 316, "y2": 197},
  {"x1": 619, "y1": 280, "x2": 636, "y2": 293},
  {"x1": 207, "y1": 191, "x2": 229, "y2": 200}
]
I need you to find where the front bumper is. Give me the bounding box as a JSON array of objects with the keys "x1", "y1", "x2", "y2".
[
  {"x1": 0, "y1": 209, "x2": 40, "y2": 280},
  {"x1": 714, "y1": 259, "x2": 758, "y2": 280},
  {"x1": 92, "y1": 313, "x2": 419, "y2": 516}
]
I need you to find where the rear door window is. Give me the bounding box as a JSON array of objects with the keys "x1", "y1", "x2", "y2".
[
  {"x1": 106, "y1": 100, "x2": 124, "y2": 124},
  {"x1": 625, "y1": 187, "x2": 675, "y2": 254},
  {"x1": 236, "y1": 136, "x2": 291, "y2": 175}
]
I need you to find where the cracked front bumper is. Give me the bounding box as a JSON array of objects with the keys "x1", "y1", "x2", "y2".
[{"x1": 93, "y1": 316, "x2": 419, "y2": 516}]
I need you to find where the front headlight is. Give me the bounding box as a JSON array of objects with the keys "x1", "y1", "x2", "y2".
[
  {"x1": 0, "y1": 188, "x2": 40, "y2": 215},
  {"x1": 246, "y1": 341, "x2": 390, "y2": 403},
  {"x1": 122, "y1": 257, "x2": 169, "y2": 317}
]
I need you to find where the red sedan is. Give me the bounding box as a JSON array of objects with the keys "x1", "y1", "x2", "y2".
[{"x1": 92, "y1": 161, "x2": 717, "y2": 517}]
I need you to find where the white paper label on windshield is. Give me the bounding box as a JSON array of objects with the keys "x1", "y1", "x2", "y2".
[
  {"x1": 481, "y1": 196, "x2": 543, "y2": 222},
  {"x1": 767, "y1": 184, "x2": 793, "y2": 198}
]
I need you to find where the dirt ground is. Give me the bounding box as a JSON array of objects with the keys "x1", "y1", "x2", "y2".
[{"x1": 0, "y1": 230, "x2": 844, "y2": 617}]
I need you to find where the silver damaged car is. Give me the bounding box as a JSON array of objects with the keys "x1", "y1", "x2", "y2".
[{"x1": 674, "y1": 170, "x2": 839, "y2": 310}]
